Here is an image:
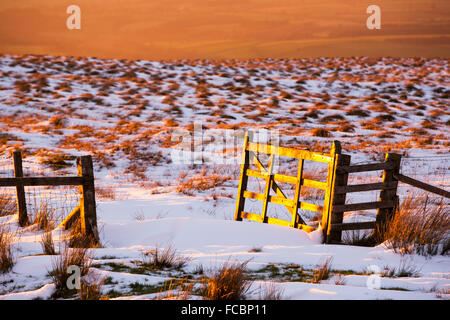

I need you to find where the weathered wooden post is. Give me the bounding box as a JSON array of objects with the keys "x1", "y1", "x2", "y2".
[
  {"x1": 234, "y1": 131, "x2": 253, "y2": 221},
  {"x1": 77, "y1": 155, "x2": 99, "y2": 244},
  {"x1": 327, "y1": 152, "x2": 351, "y2": 244},
  {"x1": 374, "y1": 152, "x2": 402, "y2": 238},
  {"x1": 322, "y1": 141, "x2": 342, "y2": 243},
  {"x1": 13, "y1": 151, "x2": 28, "y2": 226}
]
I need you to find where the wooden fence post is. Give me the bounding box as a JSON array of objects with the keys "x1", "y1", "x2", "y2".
[
  {"x1": 322, "y1": 141, "x2": 342, "y2": 243},
  {"x1": 374, "y1": 153, "x2": 402, "y2": 238},
  {"x1": 327, "y1": 153, "x2": 351, "y2": 244},
  {"x1": 234, "y1": 131, "x2": 252, "y2": 221},
  {"x1": 13, "y1": 151, "x2": 28, "y2": 227},
  {"x1": 77, "y1": 155, "x2": 99, "y2": 244}
]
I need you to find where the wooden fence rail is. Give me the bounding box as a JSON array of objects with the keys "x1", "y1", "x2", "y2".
[
  {"x1": 235, "y1": 134, "x2": 449, "y2": 245},
  {"x1": 394, "y1": 173, "x2": 450, "y2": 199},
  {"x1": 0, "y1": 151, "x2": 99, "y2": 243},
  {"x1": 0, "y1": 176, "x2": 86, "y2": 187},
  {"x1": 327, "y1": 158, "x2": 449, "y2": 243}
]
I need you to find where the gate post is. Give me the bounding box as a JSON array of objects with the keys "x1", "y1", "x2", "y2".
[
  {"x1": 77, "y1": 155, "x2": 99, "y2": 244},
  {"x1": 373, "y1": 152, "x2": 402, "y2": 240},
  {"x1": 327, "y1": 153, "x2": 351, "y2": 244},
  {"x1": 322, "y1": 141, "x2": 342, "y2": 243},
  {"x1": 13, "y1": 151, "x2": 28, "y2": 227}
]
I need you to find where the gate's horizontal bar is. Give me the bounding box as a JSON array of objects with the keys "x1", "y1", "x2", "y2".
[
  {"x1": 247, "y1": 142, "x2": 334, "y2": 163},
  {"x1": 243, "y1": 190, "x2": 323, "y2": 213}
]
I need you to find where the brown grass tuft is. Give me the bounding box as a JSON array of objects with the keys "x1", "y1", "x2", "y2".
[
  {"x1": 30, "y1": 201, "x2": 55, "y2": 231},
  {"x1": 141, "y1": 244, "x2": 190, "y2": 270},
  {"x1": 379, "y1": 258, "x2": 421, "y2": 278},
  {"x1": 0, "y1": 192, "x2": 17, "y2": 217},
  {"x1": 41, "y1": 232, "x2": 57, "y2": 255},
  {"x1": 336, "y1": 124, "x2": 355, "y2": 133},
  {"x1": 257, "y1": 282, "x2": 284, "y2": 300},
  {"x1": 377, "y1": 194, "x2": 450, "y2": 256},
  {"x1": 310, "y1": 128, "x2": 332, "y2": 137},
  {"x1": 39, "y1": 152, "x2": 76, "y2": 170},
  {"x1": 155, "y1": 278, "x2": 195, "y2": 300},
  {"x1": 0, "y1": 226, "x2": 15, "y2": 273},
  {"x1": 200, "y1": 260, "x2": 251, "y2": 300},
  {"x1": 49, "y1": 116, "x2": 67, "y2": 128},
  {"x1": 312, "y1": 257, "x2": 333, "y2": 283},
  {"x1": 65, "y1": 217, "x2": 100, "y2": 249},
  {"x1": 78, "y1": 272, "x2": 108, "y2": 300},
  {"x1": 343, "y1": 229, "x2": 375, "y2": 247},
  {"x1": 95, "y1": 186, "x2": 116, "y2": 200},
  {"x1": 49, "y1": 246, "x2": 92, "y2": 299},
  {"x1": 177, "y1": 173, "x2": 231, "y2": 195}
]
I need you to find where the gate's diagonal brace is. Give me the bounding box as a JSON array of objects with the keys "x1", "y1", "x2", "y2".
[{"x1": 251, "y1": 151, "x2": 307, "y2": 225}]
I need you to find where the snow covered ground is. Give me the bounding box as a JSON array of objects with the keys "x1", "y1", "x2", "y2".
[
  {"x1": 1, "y1": 202, "x2": 449, "y2": 300},
  {"x1": 0, "y1": 54, "x2": 449, "y2": 300}
]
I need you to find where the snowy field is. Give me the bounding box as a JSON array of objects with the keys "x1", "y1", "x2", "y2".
[{"x1": 0, "y1": 54, "x2": 449, "y2": 300}]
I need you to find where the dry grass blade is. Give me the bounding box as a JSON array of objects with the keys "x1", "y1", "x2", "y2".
[
  {"x1": 78, "y1": 272, "x2": 108, "y2": 300},
  {"x1": 176, "y1": 174, "x2": 232, "y2": 195},
  {"x1": 0, "y1": 192, "x2": 17, "y2": 217},
  {"x1": 378, "y1": 193, "x2": 450, "y2": 256},
  {"x1": 49, "y1": 246, "x2": 92, "y2": 299},
  {"x1": 0, "y1": 226, "x2": 15, "y2": 273},
  {"x1": 258, "y1": 282, "x2": 284, "y2": 300},
  {"x1": 155, "y1": 278, "x2": 195, "y2": 300},
  {"x1": 31, "y1": 201, "x2": 56, "y2": 231},
  {"x1": 95, "y1": 186, "x2": 116, "y2": 200},
  {"x1": 200, "y1": 260, "x2": 251, "y2": 300},
  {"x1": 40, "y1": 231, "x2": 57, "y2": 255},
  {"x1": 379, "y1": 258, "x2": 421, "y2": 278},
  {"x1": 312, "y1": 256, "x2": 333, "y2": 283},
  {"x1": 343, "y1": 229, "x2": 375, "y2": 247},
  {"x1": 65, "y1": 217, "x2": 100, "y2": 248},
  {"x1": 141, "y1": 244, "x2": 190, "y2": 270}
]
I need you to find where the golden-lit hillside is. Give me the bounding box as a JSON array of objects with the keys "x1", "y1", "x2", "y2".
[{"x1": 0, "y1": 0, "x2": 449, "y2": 59}]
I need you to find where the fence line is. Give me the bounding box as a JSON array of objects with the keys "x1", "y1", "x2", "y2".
[
  {"x1": 234, "y1": 135, "x2": 450, "y2": 245},
  {"x1": 0, "y1": 151, "x2": 99, "y2": 243}
]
